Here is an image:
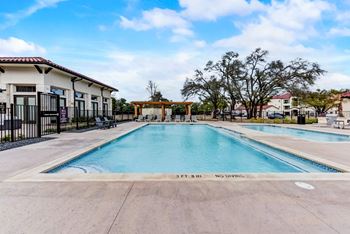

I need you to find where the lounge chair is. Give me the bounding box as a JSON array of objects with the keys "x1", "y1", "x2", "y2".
[
  {"x1": 95, "y1": 117, "x2": 109, "y2": 129},
  {"x1": 104, "y1": 117, "x2": 117, "y2": 128},
  {"x1": 175, "y1": 115, "x2": 181, "y2": 122},
  {"x1": 191, "y1": 115, "x2": 198, "y2": 122},
  {"x1": 165, "y1": 115, "x2": 171, "y2": 122},
  {"x1": 185, "y1": 115, "x2": 191, "y2": 122},
  {"x1": 155, "y1": 114, "x2": 162, "y2": 122},
  {"x1": 145, "y1": 115, "x2": 153, "y2": 122},
  {"x1": 136, "y1": 115, "x2": 144, "y2": 122}
]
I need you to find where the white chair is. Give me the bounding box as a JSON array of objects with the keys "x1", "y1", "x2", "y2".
[
  {"x1": 185, "y1": 115, "x2": 191, "y2": 122},
  {"x1": 145, "y1": 115, "x2": 153, "y2": 122},
  {"x1": 175, "y1": 115, "x2": 181, "y2": 122},
  {"x1": 191, "y1": 115, "x2": 198, "y2": 122},
  {"x1": 165, "y1": 115, "x2": 171, "y2": 122},
  {"x1": 155, "y1": 114, "x2": 162, "y2": 122},
  {"x1": 136, "y1": 115, "x2": 144, "y2": 122}
]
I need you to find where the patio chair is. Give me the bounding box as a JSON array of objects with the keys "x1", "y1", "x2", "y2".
[
  {"x1": 95, "y1": 117, "x2": 109, "y2": 129},
  {"x1": 136, "y1": 115, "x2": 144, "y2": 122},
  {"x1": 145, "y1": 115, "x2": 153, "y2": 122},
  {"x1": 155, "y1": 114, "x2": 162, "y2": 122},
  {"x1": 165, "y1": 115, "x2": 171, "y2": 122},
  {"x1": 191, "y1": 115, "x2": 198, "y2": 122},
  {"x1": 175, "y1": 115, "x2": 181, "y2": 122},
  {"x1": 104, "y1": 116, "x2": 117, "y2": 128},
  {"x1": 185, "y1": 115, "x2": 191, "y2": 122}
]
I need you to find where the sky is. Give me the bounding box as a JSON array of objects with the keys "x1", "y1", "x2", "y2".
[{"x1": 1, "y1": 0, "x2": 350, "y2": 101}]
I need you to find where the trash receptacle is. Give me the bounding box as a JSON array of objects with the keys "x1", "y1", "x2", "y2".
[{"x1": 297, "y1": 115, "x2": 306, "y2": 124}]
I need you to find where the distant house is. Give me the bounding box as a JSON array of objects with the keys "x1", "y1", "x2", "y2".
[
  {"x1": 0, "y1": 57, "x2": 118, "y2": 116},
  {"x1": 235, "y1": 104, "x2": 279, "y2": 117},
  {"x1": 268, "y1": 93, "x2": 295, "y2": 116},
  {"x1": 341, "y1": 92, "x2": 350, "y2": 118},
  {"x1": 268, "y1": 92, "x2": 316, "y2": 116}
]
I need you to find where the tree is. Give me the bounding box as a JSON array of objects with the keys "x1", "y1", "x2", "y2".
[
  {"x1": 219, "y1": 48, "x2": 325, "y2": 118},
  {"x1": 299, "y1": 89, "x2": 341, "y2": 115},
  {"x1": 115, "y1": 98, "x2": 133, "y2": 113},
  {"x1": 181, "y1": 62, "x2": 224, "y2": 118},
  {"x1": 146, "y1": 80, "x2": 158, "y2": 100},
  {"x1": 146, "y1": 80, "x2": 169, "y2": 102}
]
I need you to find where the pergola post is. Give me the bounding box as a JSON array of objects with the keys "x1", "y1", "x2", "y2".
[
  {"x1": 188, "y1": 104, "x2": 192, "y2": 116},
  {"x1": 161, "y1": 105, "x2": 165, "y2": 121},
  {"x1": 140, "y1": 105, "x2": 143, "y2": 115},
  {"x1": 134, "y1": 105, "x2": 138, "y2": 117},
  {"x1": 185, "y1": 105, "x2": 188, "y2": 115}
]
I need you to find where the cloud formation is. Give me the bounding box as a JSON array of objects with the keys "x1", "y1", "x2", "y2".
[
  {"x1": 1, "y1": 0, "x2": 66, "y2": 29},
  {"x1": 0, "y1": 37, "x2": 46, "y2": 56}
]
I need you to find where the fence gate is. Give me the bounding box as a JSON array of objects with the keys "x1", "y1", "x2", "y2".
[{"x1": 37, "y1": 92, "x2": 60, "y2": 137}]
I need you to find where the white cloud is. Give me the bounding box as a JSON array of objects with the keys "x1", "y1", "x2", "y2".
[
  {"x1": 120, "y1": 8, "x2": 193, "y2": 40},
  {"x1": 193, "y1": 40, "x2": 207, "y2": 48},
  {"x1": 179, "y1": 0, "x2": 266, "y2": 21},
  {"x1": 0, "y1": 37, "x2": 46, "y2": 56},
  {"x1": 329, "y1": 27, "x2": 350, "y2": 37},
  {"x1": 76, "y1": 49, "x2": 210, "y2": 101},
  {"x1": 2, "y1": 0, "x2": 66, "y2": 29},
  {"x1": 214, "y1": 0, "x2": 331, "y2": 58},
  {"x1": 316, "y1": 72, "x2": 350, "y2": 90}
]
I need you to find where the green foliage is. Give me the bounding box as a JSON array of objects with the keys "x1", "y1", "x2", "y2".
[
  {"x1": 1, "y1": 135, "x2": 11, "y2": 142},
  {"x1": 299, "y1": 89, "x2": 341, "y2": 115}
]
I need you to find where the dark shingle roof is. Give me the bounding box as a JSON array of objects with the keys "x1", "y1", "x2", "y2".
[{"x1": 0, "y1": 57, "x2": 118, "y2": 91}]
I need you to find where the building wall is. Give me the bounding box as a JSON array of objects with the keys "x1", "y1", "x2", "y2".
[
  {"x1": 342, "y1": 98, "x2": 350, "y2": 118},
  {"x1": 0, "y1": 65, "x2": 113, "y2": 110}
]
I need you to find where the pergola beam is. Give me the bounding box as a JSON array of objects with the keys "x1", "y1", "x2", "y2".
[{"x1": 131, "y1": 101, "x2": 193, "y2": 121}]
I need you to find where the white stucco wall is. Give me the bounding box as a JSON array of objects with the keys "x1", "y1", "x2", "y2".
[{"x1": 0, "y1": 64, "x2": 113, "y2": 110}]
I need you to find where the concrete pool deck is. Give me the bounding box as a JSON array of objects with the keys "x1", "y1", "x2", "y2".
[{"x1": 1, "y1": 121, "x2": 350, "y2": 233}]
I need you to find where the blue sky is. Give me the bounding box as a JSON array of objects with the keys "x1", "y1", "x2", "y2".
[{"x1": 1, "y1": 0, "x2": 350, "y2": 101}]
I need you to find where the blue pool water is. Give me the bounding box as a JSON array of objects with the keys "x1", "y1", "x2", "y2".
[
  {"x1": 242, "y1": 125, "x2": 350, "y2": 142},
  {"x1": 49, "y1": 125, "x2": 337, "y2": 174}
]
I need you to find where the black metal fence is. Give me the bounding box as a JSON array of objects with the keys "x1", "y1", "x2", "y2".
[
  {"x1": 0, "y1": 104, "x2": 38, "y2": 143},
  {"x1": 0, "y1": 103, "x2": 134, "y2": 144}
]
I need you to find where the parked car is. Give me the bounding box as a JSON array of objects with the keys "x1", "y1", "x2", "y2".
[{"x1": 268, "y1": 113, "x2": 285, "y2": 119}]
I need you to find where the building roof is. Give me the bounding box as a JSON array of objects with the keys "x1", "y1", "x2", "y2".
[
  {"x1": 0, "y1": 57, "x2": 118, "y2": 91},
  {"x1": 271, "y1": 93, "x2": 292, "y2": 100},
  {"x1": 341, "y1": 92, "x2": 350, "y2": 98}
]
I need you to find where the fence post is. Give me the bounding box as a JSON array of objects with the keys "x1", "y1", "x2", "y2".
[
  {"x1": 10, "y1": 104, "x2": 15, "y2": 142},
  {"x1": 56, "y1": 94, "x2": 61, "y2": 134},
  {"x1": 37, "y1": 92, "x2": 42, "y2": 138},
  {"x1": 75, "y1": 107, "x2": 79, "y2": 130}
]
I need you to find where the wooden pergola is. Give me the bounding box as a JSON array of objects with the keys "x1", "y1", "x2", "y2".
[{"x1": 131, "y1": 101, "x2": 193, "y2": 121}]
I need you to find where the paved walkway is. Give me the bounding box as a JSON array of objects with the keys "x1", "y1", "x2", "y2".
[{"x1": 1, "y1": 122, "x2": 350, "y2": 233}]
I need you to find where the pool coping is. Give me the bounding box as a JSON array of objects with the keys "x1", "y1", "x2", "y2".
[{"x1": 5, "y1": 122, "x2": 350, "y2": 182}]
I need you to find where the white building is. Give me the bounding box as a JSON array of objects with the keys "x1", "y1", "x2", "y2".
[
  {"x1": 0, "y1": 57, "x2": 117, "y2": 115},
  {"x1": 268, "y1": 93, "x2": 316, "y2": 116},
  {"x1": 341, "y1": 92, "x2": 350, "y2": 118}
]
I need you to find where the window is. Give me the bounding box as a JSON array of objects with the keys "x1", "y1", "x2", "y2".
[
  {"x1": 91, "y1": 96, "x2": 98, "y2": 101},
  {"x1": 103, "y1": 103, "x2": 108, "y2": 116},
  {"x1": 16, "y1": 86, "x2": 36, "y2": 92},
  {"x1": 75, "y1": 91, "x2": 84, "y2": 99},
  {"x1": 92, "y1": 102, "x2": 98, "y2": 117},
  {"x1": 51, "y1": 87, "x2": 65, "y2": 96},
  {"x1": 75, "y1": 100, "x2": 85, "y2": 117},
  {"x1": 283, "y1": 100, "x2": 289, "y2": 104},
  {"x1": 103, "y1": 98, "x2": 108, "y2": 103},
  {"x1": 59, "y1": 98, "x2": 66, "y2": 107}
]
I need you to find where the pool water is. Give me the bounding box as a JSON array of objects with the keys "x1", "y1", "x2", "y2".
[
  {"x1": 49, "y1": 125, "x2": 337, "y2": 174},
  {"x1": 242, "y1": 125, "x2": 350, "y2": 142}
]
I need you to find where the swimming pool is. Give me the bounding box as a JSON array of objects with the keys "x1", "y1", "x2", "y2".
[
  {"x1": 49, "y1": 125, "x2": 337, "y2": 174},
  {"x1": 242, "y1": 125, "x2": 350, "y2": 142}
]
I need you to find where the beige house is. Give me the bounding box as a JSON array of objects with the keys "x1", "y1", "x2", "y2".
[
  {"x1": 341, "y1": 92, "x2": 350, "y2": 118},
  {"x1": 0, "y1": 57, "x2": 117, "y2": 115}
]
